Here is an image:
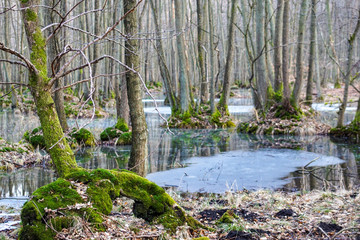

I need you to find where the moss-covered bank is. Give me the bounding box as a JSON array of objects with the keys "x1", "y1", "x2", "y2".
[
  {"x1": 19, "y1": 168, "x2": 204, "y2": 239},
  {"x1": 238, "y1": 104, "x2": 330, "y2": 136},
  {"x1": 100, "y1": 118, "x2": 132, "y2": 145},
  {"x1": 329, "y1": 122, "x2": 360, "y2": 143},
  {"x1": 167, "y1": 105, "x2": 235, "y2": 129}
]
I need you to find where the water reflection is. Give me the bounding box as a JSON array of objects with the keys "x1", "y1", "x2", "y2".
[{"x1": 0, "y1": 99, "x2": 359, "y2": 196}]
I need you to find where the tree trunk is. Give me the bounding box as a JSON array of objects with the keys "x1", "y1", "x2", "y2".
[
  {"x1": 274, "y1": 0, "x2": 283, "y2": 92},
  {"x1": 149, "y1": 0, "x2": 178, "y2": 111},
  {"x1": 255, "y1": 0, "x2": 268, "y2": 109},
  {"x1": 174, "y1": 0, "x2": 190, "y2": 114},
  {"x1": 337, "y1": 8, "x2": 360, "y2": 127},
  {"x1": 197, "y1": 0, "x2": 208, "y2": 104},
  {"x1": 19, "y1": 0, "x2": 77, "y2": 177},
  {"x1": 124, "y1": 0, "x2": 148, "y2": 177},
  {"x1": 218, "y1": 0, "x2": 237, "y2": 114},
  {"x1": 305, "y1": 0, "x2": 317, "y2": 106},
  {"x1": 292, "y1": 0, "x2": 308, "y2": 107},
  {"x1": 208, "y1": 0, "x2": 216, "y2": 114},
  {"x1": 281, "y1": 0, "x2": 291, "y2": 108},
  {"x1": 45, "y1": 0, "x2": 69, "y2": 131}
]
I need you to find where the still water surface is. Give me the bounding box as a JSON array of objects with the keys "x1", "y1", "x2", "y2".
[{"x1": 0, "y1": 98, "x2": 359, "y2": 197}]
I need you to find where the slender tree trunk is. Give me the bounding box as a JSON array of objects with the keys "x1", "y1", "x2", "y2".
[
  {"x1": 197, "y1": 0, "x2": 208, "y2": 104},
  {"x1": 255, "y1": 0, "x2": 268, "y2": 109},
  {"x1": 292, "y1": 0, "x2": 308, "y2": 107},
  {"x1": 149, "y1": 0, "x2": 177, "y2": 111},
  {"x1": 282, "y1": 0, "x2": 291, "y2": 108},
  {"x1": 208, "y1": 0, "x2": 216, "y2": 114},
  {"x1": 19, "y1": 0, "x2": 77, "y2": 177},
  {"x1": 45, "y1": 0, "x2": 69, "y2": 131},
  {"x1": 306, "y1": 0, "x2": 317, "y2": 106},
  {"x1": 337, "y1": 8, "x2": 360, "y2": 127},
  {"x1": 326, "y1": 0, "x2": 341, "y2": 88},
  {"x1": 174, "y1": 0, "x2": 190, "y2": 114},
  {"x1": 274, "y1": 0, "x2": 283, "y2": 92},
  {"x1": 124, "y1": 0, "x2": 148, "y2": 176},
  {"x1": 218, "y1": 0, "x2": 237, "y2": 114}
]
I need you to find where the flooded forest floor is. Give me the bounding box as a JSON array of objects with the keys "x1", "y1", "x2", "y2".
[{"x1": 1, "y1": 189, "x2": 360, "y2": 239}]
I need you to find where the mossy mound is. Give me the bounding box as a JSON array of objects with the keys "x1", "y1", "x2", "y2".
[
  {"x1": 100, "y1": 118, "x2": 132, "y2": 145},
  {"x1": 23, "y1": 127, "x2": 46, "y2": 149},
  {"x1": 70, "y1": 128, "x2": 96, "y2": 147},
  {"x1": 19, "y1": 168, "x2": 204, "y2": 239},
  {"x1": 167, "y1": 105, "x2": 235, "y2": 129},
  {"x1": 329, "y1": 122, "x2": 360, "y2": 143},
  {"x1": 238, "y1": 105, "x2": 330, "y2": 136}
]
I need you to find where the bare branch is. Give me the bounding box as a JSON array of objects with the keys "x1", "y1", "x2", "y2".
[
  {"x1": 51, "y1": 0, "x2": 144, "y2": 84},
  {"x1": 0, "y1": 42, "x2": 38, "y2": 74},
  {"x1": 0, "y1": 59, "x2": 27, "y2": 68}
]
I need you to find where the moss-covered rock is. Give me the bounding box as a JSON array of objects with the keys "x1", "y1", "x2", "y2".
[
  {"x1": 70, "y1": 128, "x2": 96, "y2": 147},
  {"x1": 100, "y1": 127, "x2": 122, "y2": 141},
  {"x1": 20, "y1": 169, "x2": 204, "y2": 239},
  {"x1": 116, "y1": 132, "x2": 132, "y2": 145}
]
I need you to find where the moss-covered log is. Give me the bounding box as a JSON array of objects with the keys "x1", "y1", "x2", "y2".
[{"x1": 19, "y1": 169, "x2": 204, "y2": 239}]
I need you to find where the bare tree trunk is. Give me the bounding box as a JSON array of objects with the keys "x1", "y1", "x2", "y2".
[
  {"x1": 174, "y1": 0, "x2": 190, "y2": 114},
  {"x1": 292, "y1": 0, "x2": 308, "y2": 107},
  {"x1": 337, "y1": 8, "x2": 360, "y2": 127},
  {"x1": 274, "y1": 0, "x2": 283, "y2": 92},
  {"x1": 281, "y1": 0, "x2": 291, "y2": 108},
  {"x1": 208, "y1": 0, "x2": 216, "y2": 114},
  {"x1": 124, "y1": 0, "x2": 148, "y2": 177},
  {"x1": 326, "y1": 0, "x2": 341, "y2": 88},
  {"x1": 197, "y1": 0, "x2": 208, "y2": 104},
  {"x1": 45, "y1": 0, "x2": 69, "y2": 131},
  {"x1": 218, "y1": 0, "x2": 237, "y2": 114},
  {"x1": 255, "y1": 0, "x2": 268, "y2": 109},
  {"x1": 306, "y1": 0, "x2": 317, "y2": 106},
  {"x1": 149, "y1": 0, "x2": 177, "y2": 111}
]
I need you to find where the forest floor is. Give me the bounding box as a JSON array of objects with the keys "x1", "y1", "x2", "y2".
[{"x1": 1, "y1": 188, "x2": 360, "y2": 239}]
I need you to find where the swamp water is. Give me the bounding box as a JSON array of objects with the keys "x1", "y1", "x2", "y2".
[{"x1": 0, "y1": 99, "x2": 359, "y2": 197}]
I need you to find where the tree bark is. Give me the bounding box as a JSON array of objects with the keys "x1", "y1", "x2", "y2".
[
  {"x1": 197, "y1": 0, "x2": 208, "y2": 104},
  {"x1": 274, "y1": 0, "x2": 283, "y2": 92},
  {"x1": 281, "y1": 0, "x2": 291, "y2": 108},
  {"x1": 292, "y1": 0, "x2": 308, "y2": 107},
  {"x1": 124, "y1": 0, "x2": 148, "y2": 177},
  {"x1": 306, "y1": 0, "x2": 317, "y2": 106},
  {"x1": 255, "y1": 0, "x2": 268, "y2": 109},
  {"x1": 337, "y1": 8, "x2": 360, "y2": 127},
  {"x1": 218, "y1": 0, "x2": 237, "y2": 114},
  {"x1": 149, "y1": 0, "x2": 178, "y2": 111},
  {"x1": 174, "y1": 0, "x2": 190, "y2": 114}
]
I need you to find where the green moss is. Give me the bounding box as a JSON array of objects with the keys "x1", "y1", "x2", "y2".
[
  {"x1": 29, "y1": 135, "x2": 46, "y2": 149},
  {"x1": 193, "y1": 237, "x2": 210, "y2": 240},
  {"x1": 100, "y1": 127, "x2": 122, "y2": 141},
  {"x1": 70, "y1": 128, "x2": 96, "y2": 147},
  {"x1": 115, "y1": 118, "x2": 129, "y2": 132},
  {"x1": 25, "y1": 9, "x2": 37, "y2": 21},
  {"x1": 30, "y1": 28, "x2": 48, "y2": 82},
  {"x1": 116, "y1": 132, "x2": 132, "y2": 145},
  {"x1": 216, "y1": 210, "x2": 239, "y2": 224},
  {"x1": 20, "y1": 169, "x2": 205, "y2": 238}
]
